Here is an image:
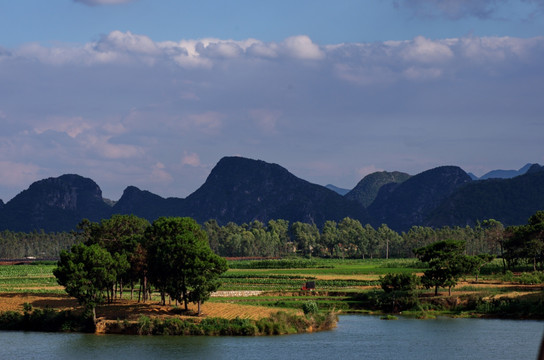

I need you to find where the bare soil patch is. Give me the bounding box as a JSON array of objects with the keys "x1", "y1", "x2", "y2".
[{"x1": 0, "y1": 292, "x2": 289, "y2": 321}]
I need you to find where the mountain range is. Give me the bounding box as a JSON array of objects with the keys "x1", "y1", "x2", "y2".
[{"x1": 0, "y1": 156, "x2": 543, "y2": 233}]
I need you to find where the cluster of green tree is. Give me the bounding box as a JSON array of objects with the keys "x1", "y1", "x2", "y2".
[
  {"x1": 54, "y1": 215, "x2": 227, "y2": 325},
  {"x1": 0, "y1": 230, "x2": 77, "y2": 259},
  {"x1": 503, "y1": 210, "x2": 544, "y2": 271},
  {"x1": 374, "y1": 241, "x2": 494, "y2": 311},
  {"x1": 1, "y1": 216, "x2": 509, "y2": 261},
  {"x1": 414, "y1": 240, "x2": 494, "y2": 296},
  {"x1": 203, "y1": 218, "x2": 506, "y2": 259},
  {"x1": 4, "y1": 212, "x2": 542, "y2": 266}
]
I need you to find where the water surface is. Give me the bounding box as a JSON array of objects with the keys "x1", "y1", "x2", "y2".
[{"x1": 1, "y1": 315, "x2": 542, "y2": 360}]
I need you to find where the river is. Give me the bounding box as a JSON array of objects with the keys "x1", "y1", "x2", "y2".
[{"x1": 1, "y1": 315, "x2": 543, "y2": 360}]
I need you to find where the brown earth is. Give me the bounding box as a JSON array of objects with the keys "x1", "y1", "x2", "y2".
[{"x1": 0, "y1": 293, "x2": 294, "y2": 322}]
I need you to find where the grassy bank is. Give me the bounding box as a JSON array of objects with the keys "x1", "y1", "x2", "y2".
[{"x1": 0, "y1": 305, "x2": 337, "y2": 336}]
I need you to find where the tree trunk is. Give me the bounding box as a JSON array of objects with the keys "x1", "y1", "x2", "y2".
[
  {"x1": 435, "y1": 286, "x2": 438, "y2": 296},
  {"x1": 142, "y1": 276, "x2": 147, "y2": 302},
  {"x1": 197, "y1": 300, "x2": 201, "y2": 316}
]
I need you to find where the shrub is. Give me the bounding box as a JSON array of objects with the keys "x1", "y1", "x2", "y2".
[
  {"x1": 302, "y1": 301, "x2": 319, "y2": 315},
  {"x1": 137, "y1": 316, "x2": 153, "y2": 335},
  {"x1": 380, "y1": 273, "x2": 420, "y2": 293}
]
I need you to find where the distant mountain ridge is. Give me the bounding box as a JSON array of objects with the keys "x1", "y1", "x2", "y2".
[
  {"x1": 0, "y1": 158, "x2": 542, "y2": 232},
  {"x1": 428, "y1": 165, "x2": 544, "y2": 227},
  {"x1": 325, "y1": 184, "x2": 350, "y2": 196},
  {"x1": 0, "y1": 174, "x2": 111, "y2": 232},
  {"x1": 367, "y1": 166, "x2": 473, "y2": 231},
  {"x1": 180, "y1": 157, "x2": 367, "y2": 225},
  {"x1": 477, "y1": 163, "x2": 535, "y2": 180}
]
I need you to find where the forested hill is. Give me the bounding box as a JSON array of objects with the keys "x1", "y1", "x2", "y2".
[
  {"x1": 0, "y1": 174, "x2": 111, "y2": 232},
  {"x1": 367, "y1": 166, "x2": 473, "y2": 231},
  {"x1": 345, "y1": 171, "x2": 411, "y2": 208},
  {"x1": 181, "y1": 156, "x2": 368, "y2": 225},
  {"x1": 426, "y1": 165, "x2": 544, "y2": 228},
  {"x1": 0, "y1": 157, "x2": 542, "y2": 232}
]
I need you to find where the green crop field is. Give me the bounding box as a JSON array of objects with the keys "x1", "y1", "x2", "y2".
[{"x1": 0, "y1": 264, "x2": 62, "y2": 293}]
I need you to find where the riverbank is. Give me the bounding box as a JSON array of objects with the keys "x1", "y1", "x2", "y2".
[{"x1": 0, "y1": 293, "x2": 337, "y2": 335}]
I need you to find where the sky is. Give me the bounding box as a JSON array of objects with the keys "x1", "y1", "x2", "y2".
[{"x1": 0, "y1": 0, "x2": 543, "y2": 202}]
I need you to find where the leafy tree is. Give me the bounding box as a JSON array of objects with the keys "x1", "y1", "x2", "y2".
[
  {"x1": 321, "y1": 221, "x2": 339, "y2": 257},
  {"x1": 415, "y1": 240, "x2": 471, "y2": 296},
  {"x1": 187, "y1": 249, "x2": 227, "y2": 315},
  {"x1": 380, "y1": 273, "x2": 420, "y2": 293},
  {"x1": 377, "y1": 224, "x2": 401, "y2": 259},
  {"x1": 338, "y1": 217, "x2": 366, "y2": 258},
  {"x1": 464, "y1": 253, "x2": 495, "y2": 283},
  {"x1": 78, "y1": 214, "x2": 150, "y2": 300},
  {"x1": 146, "y1": 217, "x2": 227, "y2": 311},
  {"x1": 504, "y1": 211, "x2": 544, "y2": 271},
  {"x1": 290, "y1": 222, "x2": 319, "y2": 256},
  {"x1": 53, "y1": 243, "x2": 127, "y2": 324}
]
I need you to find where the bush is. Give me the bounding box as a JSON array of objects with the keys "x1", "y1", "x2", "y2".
[
  {"x1": 380, "y1": 273, "x2": 420, "y2": 293},
  {"x1": 137, "y1": 316, "x2": 153, "y2": 335},
  {"x1": 302, "y1": 301, "x2": 319, "y2": 315},
  {"x1": 0, "y1": 308, "x2": 84, "y2": 332}
]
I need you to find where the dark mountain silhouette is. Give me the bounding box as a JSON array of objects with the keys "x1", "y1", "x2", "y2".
[
  {"x1": 111, "y1": 186, "x2": 185, "y2": 221},
  {"x1": 180, "y1": 157, "x2": 368, "y2": 225},
  {"x1": 345, "y1": 171, "x2": 411, "y2": 208},
  {"x1": 0, "y1": 158, "x2": 542, "y2": 233},
  {"x1": 368, "y1": 166, "x2": 472, "y2": 231},
  {"x1": 325, "y1": 184, "x2": 350, "y2": 196},
  {"x1": 0, "y1": 174, "x2": 111, "y2": 232},
  {"x1": 526, "y1": 163, "x2": 544, "y2": 174},
  {"x1": 427, "y1": 166, "x2": 544, "y2": 228}
]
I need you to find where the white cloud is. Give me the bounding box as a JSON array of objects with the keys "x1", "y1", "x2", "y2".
[
  {"x1": 1, "y1": 32, "x2": 543, "y2": 201},
  {"x1": 96, "y1": 31, "x2": 159, "y2": 55},
  {"x1": 181, "y1": 152, "x2": 201, "y2": 167},
  {"x1": 185, "y1": 112, "x2": 224, "y2": 134},
  {"x1": 196, "y1": 41, "x2": 243, "y2": 59},
  {"x1": 34, "y1": 116, "x2": 91, "y2": 138},
  {"x1": 401, "y1": 36, "x2": 454, "y2": 63},
  {"x1": 281, "y1": 35, "x2": 324, "y2": 60},
  {"x1": 149, "y1": 162, "x2": 173, "y2": 184}
]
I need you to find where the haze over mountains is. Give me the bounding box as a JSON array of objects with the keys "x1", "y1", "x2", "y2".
[{"x1": 0, "y1": 157, "x2": 542, "y2": 233}]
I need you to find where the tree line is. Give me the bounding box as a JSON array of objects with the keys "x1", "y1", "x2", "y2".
[
  {"x1": 0, "y1": 230, "x2": 77, "y2": 259},
  {"x1": 203, "y1": 218, "x2": 505, "y2": 259},
  {"x1": 2, "y1": 211, "x2": 543, "y2": 271}
]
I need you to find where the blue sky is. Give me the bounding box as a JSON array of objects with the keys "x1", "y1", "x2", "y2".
[{"x1": 0, "y1": 0, "x2": 543, "y2": 202}]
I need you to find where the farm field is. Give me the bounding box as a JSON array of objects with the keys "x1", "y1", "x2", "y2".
[{"x1": 0, "y1": 258, "x2": 542, "y2": 322}]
